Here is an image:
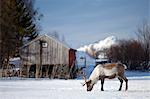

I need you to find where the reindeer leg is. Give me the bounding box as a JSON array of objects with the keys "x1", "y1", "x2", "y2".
[
  {"x1": 119, "y1": 75, "x2": 128, "y2": 91},
  {"x1": 118, "y1": 77, "x2": 123, "y2": 91},
  {"x1": 101, "y1": 76, "x2": 105, "y2": 91}
]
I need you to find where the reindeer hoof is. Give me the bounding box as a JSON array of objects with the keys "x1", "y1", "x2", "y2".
[{"x1": 101, "y1": 89, "x2": 104, "y2": 91}]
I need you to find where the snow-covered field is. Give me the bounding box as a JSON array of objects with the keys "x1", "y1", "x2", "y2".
[{"x1": 0, "y1": 71, "x2": 150, "y2": 99}]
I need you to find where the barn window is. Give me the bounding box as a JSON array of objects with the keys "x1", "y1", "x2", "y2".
[
  {"x1": 40, "y1": 40, "x2": 48, "y2": 48},
  {"x1": 42, "y1": 42, "x2": 48, "y2": 48}
]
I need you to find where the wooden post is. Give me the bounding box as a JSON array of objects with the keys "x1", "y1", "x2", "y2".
[
  {"x1": 39, "y1": 40, "x2": 43, "y2": 78},
  {"x1": 35, "y1": 64, "x2": 40, "y2": 78},
  {"x1": 19, "y1": 67, "x2": 22, "y2": 78},
  {"x1": 20, "y1": 65, "x2": 25, "y2": 78},
  {"x1": 26, "y1": 65, "x2": 31, "y2": 78},
  {"x1": 51, "y1": 65, "x2": 58, "y2": 79},
  {"x1": 46, "y1": 65, "x2": 49, "y2": 78}
]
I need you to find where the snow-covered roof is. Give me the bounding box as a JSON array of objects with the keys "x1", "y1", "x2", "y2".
[
  {"x1": 9, "y1": 57, "x2": 21, "y2": 68},
  {"x1": 9, "y1": 57, "x2": 20, "y2": 61},
  {"x1": 95, "y1": 58, "x2": 109, "y2": 62}
]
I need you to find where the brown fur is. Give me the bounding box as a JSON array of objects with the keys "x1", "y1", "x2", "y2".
[{"x1": 103, "y1": 63, "x2": 117, "y2": 69}]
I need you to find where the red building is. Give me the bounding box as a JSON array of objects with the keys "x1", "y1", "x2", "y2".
[{"x1": 69, "y1": 48, "x2": 77, "y2": 67}]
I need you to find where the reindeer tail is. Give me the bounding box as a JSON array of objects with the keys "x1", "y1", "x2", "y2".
[{"x1": 123, "y1": 64, "x2": 127, "y2": 69}]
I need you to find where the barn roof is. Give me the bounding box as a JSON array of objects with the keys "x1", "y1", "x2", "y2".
[{"x1": 20, "y1": 34, "x2": 70, "y2": 49}]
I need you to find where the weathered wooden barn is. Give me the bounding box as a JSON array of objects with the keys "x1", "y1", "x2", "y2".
[{"x1": 20, "y1": 35, "x2": 76, "y2": 79}]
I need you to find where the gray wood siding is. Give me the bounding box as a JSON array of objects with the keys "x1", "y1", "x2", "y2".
[{"x1": 20, "y1": 35, "x2": 69, "y2": 66}]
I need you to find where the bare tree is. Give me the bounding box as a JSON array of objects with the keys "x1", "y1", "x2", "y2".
[
  {"x1": 61, "y1": 34, "x2": 66, "y2": 43},
  {"x1": 106, "y1": 40, "x2": 144, "y2": 70},
  {"x1": 136, "y1": 21, "x2": 150, "y2": 70},
  {"x1": 48, "y1": 31, "x2": 60, "y2": 40}
]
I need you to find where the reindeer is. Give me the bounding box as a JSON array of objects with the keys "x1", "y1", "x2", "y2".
[{"x1": 82, "y1": 63, "x2": 128, "y2": 91}]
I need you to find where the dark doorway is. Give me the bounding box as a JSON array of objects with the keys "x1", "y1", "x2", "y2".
[
  {"x1": 41, "y1": 66, "x2": 46, "y2": 78},
  {"x1": 48, "y1": 65, "x2": 53, "y2": 78},
  {"x1": 29, "y1": 65, "x2": 36, "y2": 78}
]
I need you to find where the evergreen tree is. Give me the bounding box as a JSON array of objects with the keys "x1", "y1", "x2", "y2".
[{"x1": 0, "y1": 0, "x2": 42, "y2": 68}]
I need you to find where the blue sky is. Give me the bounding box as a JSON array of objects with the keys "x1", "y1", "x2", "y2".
[{"x1": 35, "y1": 0, "x2": 149, "y2": 49}]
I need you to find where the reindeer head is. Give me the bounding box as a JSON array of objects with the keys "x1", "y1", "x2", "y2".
[{"x1": 82, "y1": 72, "x2": 94, "y2": 91}]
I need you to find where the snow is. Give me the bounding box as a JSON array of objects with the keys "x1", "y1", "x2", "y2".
[
  {"x1": 0, "y1": 71, "x2": 150, "y2": 99},
  {"x1": 9, "y1": 57, "x2": 20, "y2": 61},
  {"x1": 9, "y1": 57, "x2": 21, "y2": 68},
  {"x1": 76, "y1": 51, "x2": 95, "y2": 66}
]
